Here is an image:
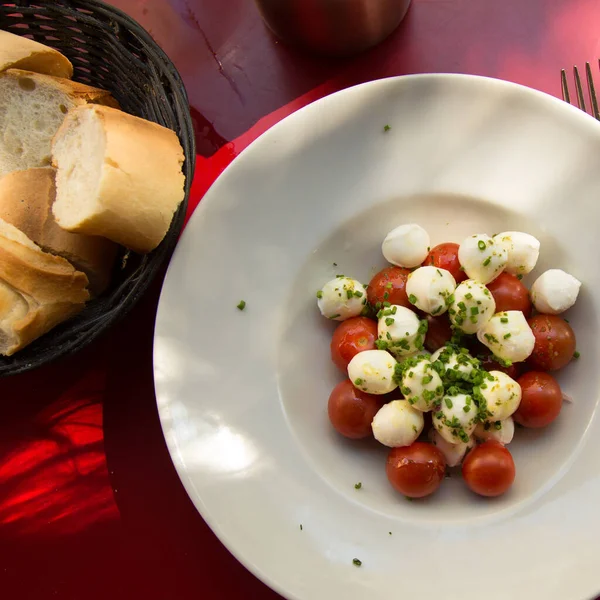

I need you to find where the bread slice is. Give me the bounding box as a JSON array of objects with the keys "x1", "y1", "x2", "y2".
[
  {"x1": 0, "y1": 30, "x2": 73, "y2": 79},
  {"x1": 0, "y1": 218, "x2": 89, "y2": 355},
  {"x1": 0, "y1": 69, "x2": 118, "y2": 177},
  {"x1": 52, "y1": 104, "x2": 185, "y2": 253},
  {"x1": 0, "y1": 168, "x2": 118, "y2": 295}
]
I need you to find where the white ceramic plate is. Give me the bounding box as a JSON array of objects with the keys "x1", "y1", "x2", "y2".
[{"x1": 154, "y1": 75, "x2": 600, "y2": 600}]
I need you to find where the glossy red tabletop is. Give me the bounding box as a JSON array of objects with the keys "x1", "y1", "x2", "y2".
[{"x1": 2, "y1": 1, "x2": 600, "y2": 598}]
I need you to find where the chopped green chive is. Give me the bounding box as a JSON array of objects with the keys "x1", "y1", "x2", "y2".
[
  {"x1": 408, "y1": 294, "x2": 417, "y2": 304},
  {"x1": 503, "y1": 333, "x2": 512, "y2": 339},
  {"x1": 354, "y1": 290, "x2": 363, "y2": 298},
  {"x1": 574, "y1": 351, "x2": 581, "y2": 359},
  {"x1": 347, "y1": 289, "x2": 354, "y2": 299},
  {"x1": 478, "y1": 240, "x2": 486, "y2": 251},
  {"x1": 470, "y1": 306, "x2": 479, "y2": 316},
  {"x1": 445, "y1": 398, "x2": 453, "y2": 409},
  {"x1": 483, "y1": 256, "x2": 492, "y2": 267},
  {"x1": 355, "y1": 482, "x2": 362, "y2": 490},
  {"x1": 237, "y1": 300, "x2": 246, "y2": 311},
  {"x1": 316, "y1": 291, "x2": 323, "y2": 299},
  {"x1": 385, "y1": 317, "x2": 394, "y2": 326},
  {"x1": 355, "y1": 378, "x2": 364, "y2": 386},
  {"x1": 353, "y1": 558, "x2": 362, "y2": 566},
  {"x1": 300, "y1": 524, "x2": 303, "y2": 530},
  {"x1": 517, "y1": 274, "x2": 523, "y2": 280},
  {"x1": 500, "y1": 317, "x2": 509, "y2": 323}
]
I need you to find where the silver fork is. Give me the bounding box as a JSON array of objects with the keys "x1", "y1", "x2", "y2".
[{"x1": 561, "y1": 61, "x2": 600, "y2": 120}]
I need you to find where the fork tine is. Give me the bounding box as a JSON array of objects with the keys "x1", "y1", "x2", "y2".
[
  {"x1": 574, "y1": 66, "x2": 587, "y2": 111},
  {"x1": 587, "y1": 61, "x2": 600, "y2": 120},
  {"x1": 561, "y1": 69, "x2": 571, "y2": 103}
]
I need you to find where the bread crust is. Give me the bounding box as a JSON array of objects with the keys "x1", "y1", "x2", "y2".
[
  {"x1": 0, "y1": 30, "x2": 74, "y2": 79},
  {"x1": 0, "y1": 168, "x2": 117, "y2": 295},
  {"x1": 52, "y1": 104, "x2": 185, "y2": 253}
]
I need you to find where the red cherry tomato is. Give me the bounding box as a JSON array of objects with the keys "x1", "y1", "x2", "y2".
[
  {"x1": 386, "y1": 442, "x2": 446, "y2": 498},
  {"x1": 424, "y1": 314, "x2": 453, "y2": 353},
  {"x1": 327, "y1": 380, "x2": 382, "y2": 439},
  {"x1": 462, "y1": 441, "x2": 515, "y2": 497},
  {"x1": 367, "y1": 266, "x2": 412, "y2": 309},
  {"x1": 486, "y1": 272, "x2": 532, "y2": 317},
  {"x1": 527, "y1": 314, "x2": 576, "y2": 371},
  {"x1": 477, "y1": 348, "x2": 522, "y2": 380},
  {"x1": 330, "y1": 317, "x2": 378, "y2": 372},
  {"x1": 424, "y1": 243, "x2": 467, "y2": 283},
  {"x1": 514, "y1": 371, "x2": 563, "y2": 428}
]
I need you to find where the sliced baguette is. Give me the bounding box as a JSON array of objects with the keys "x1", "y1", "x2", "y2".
[
  {"x1": 0, "y1": 218, "x2": 89, "y2": 356},
  {"x1": 0, "y1": 69, "x2": 119, "y2": 177},
  {"x1": 0, "y1": 30, "x2": 73, "y2": 79},
  {"x1": 52, "y1": 104, "x2": 185, "y2": 253},
  {"x1": 0, "y1": 168, "x2": 118, "y2": 295}
]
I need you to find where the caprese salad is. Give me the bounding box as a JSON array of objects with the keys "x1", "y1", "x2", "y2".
[{"x1": 317, "y1": 224, "x2": 581, "y2": 499}]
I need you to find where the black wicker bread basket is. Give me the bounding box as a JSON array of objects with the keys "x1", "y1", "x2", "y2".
[{"x1": 0, "y1": 0, "x2": 195, "y2": 376}]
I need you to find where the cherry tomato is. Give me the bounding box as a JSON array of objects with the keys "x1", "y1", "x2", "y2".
[
  {"x1": 527, "y1": 314, "x2": 576, "y2": 371},
  {"x1": 424, "y1": 314, "x2": 453, "y2": 352},
  {"x1": 477, "y1": 347, "x2": 522, "y2": 379},
  {"x1": 328, "y1": 380, "x2": 382, "y2": 439},
  {"x1": 367, "y1": 266, "x2": 411, "y2": 309},
  {"x1": 386, "y1": 442, "x2": 446, "y2": 498},
  {"x1": 514, "y1": 371, "x2": 563, "y2": 428},
  {"x1": 424, "y1": 243, "x2": 467, "y2": 283},
  {"x1": 330, "y1": 317, "x2": 378, "y2": 372},
  {"x1": 462, "y1": 441, "x2": 515, "y2": 497},
  {"x1": 486, "y1": 272, "x2": 532, "y2": 317}
]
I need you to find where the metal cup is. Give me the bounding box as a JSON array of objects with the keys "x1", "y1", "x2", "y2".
[{"x1": 255, "y1": 0, "x2": 412, "y2": 57}]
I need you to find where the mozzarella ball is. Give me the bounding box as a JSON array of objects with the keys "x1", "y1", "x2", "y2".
[
  {"x1": 477, "y1": 310, "x2": 535, "y2": 363},
  {"x1": 530, "y1": 269, "x2": 582, "y2": 315},
  {"x1": 493, "y1": 231, "x2": 540, "y2": 276},
  {"x1": 458, "y1": 234, "x2": 507, "y2": 284},
  {"x1": 431, "y1": 346, "x2": 477, "y2": 380},
  {"x1": 400, "y1": 358, "x2": 444, "y2": 412},
  {"x1": 317, "y1": 276, "x2": 367, "y2": 321},
  {"x1": 382, "y1": 223, "x2": 430, "y2": 268},
  {"x1": 449, "y1": 279, "x2": 496, "y2": 334},
  {"x1": 406, "y1": 266, "x2": 456, "y2": 316},
  {"x1": 432, "y1": 393, "x2": 477, "y2": 444},
  {"x1": 428, "y1": 428, "x2": 475, "y2": 467},
  {"x1": 371, "y1": 400, "x2": 424, "y2": 447},
  {"x1": 479, "y1": 371, "x2": 521, "y2": 421},
  {"x1": 474, "y1": 416, "x2": 515, "y2": 445},
  {"x1": 377, "y1": 305, "x2": 424, "y2": 357},
  {"x1": 348, "y1": 350, "x2": 398, "y2": 395}
]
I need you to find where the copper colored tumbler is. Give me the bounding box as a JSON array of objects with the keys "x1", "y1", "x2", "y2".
[{"x1": 255, "y1": 0, "x2": 412, "y2": 57}]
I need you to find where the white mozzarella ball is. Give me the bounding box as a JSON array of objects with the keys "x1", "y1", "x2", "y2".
[
  {"x1": 377, "y1": 305, "x2": 424, "y2": 357},
  {"x1": 432, "y1": 393, "x2": 477, "y2": 444},
  {"x1": 400, "y1": 358, "x2": 444, "y2": 412},
  {"x1": 530, "y1": 269, "x2": 582, "y2": 315},
  {"x1": 428, "y1": 429, "x2": 475, "y2": 467},
  {"x1": 382, "y1": 223, "x2": 430, "y2": 268},
  {"x1": 474, "y1": 416, "x2": 515, "y2": 445},
  {"x1": 317, "y1": 276, "x2": 367, "y2": 321},
  {"x1": 458, "y1": 234, "x2": 507, "y2": 284},
  {"x1": 449, "y1": 280, "x2": 496, "y2": 334},
  {"x1": 493, "y1": 231, "x2": 540, "y2": 276},
  {"x1": 371, "y1": 400, "x2": 424, "y2": 447},
  {"x1": 477, "y1": 310, "x2": 535, "y2": 363},
  {"x1": 406, "y1": 266, "x2": 456, "y2": 316},
  {"x1": 348, "y1": 350, "x2": 398, "y2": 395},
  {"x1": 431, "y1": 347, "x2": 477, "y2": 380},
  {"x1": 479, "y1": 370, "x2": 521, "y2": 421}
]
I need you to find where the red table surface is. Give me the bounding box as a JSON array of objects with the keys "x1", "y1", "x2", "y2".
[{"x1": 2, "y1": 1, "x2": 600, "y2": 598}]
